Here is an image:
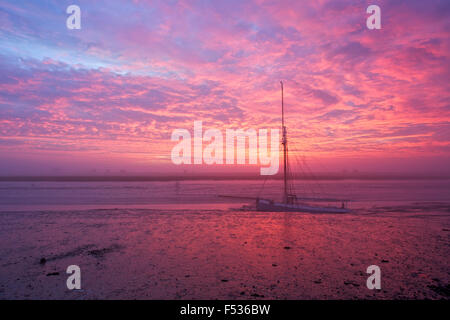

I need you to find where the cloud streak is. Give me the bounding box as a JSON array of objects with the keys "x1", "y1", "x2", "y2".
[{"x1": 0, "y1": 0, "x2": 449, "y2": 173}]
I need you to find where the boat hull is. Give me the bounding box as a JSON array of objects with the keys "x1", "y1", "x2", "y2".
[{"x1": 256, "y1": 199, "x2": 350, "y2": 213}]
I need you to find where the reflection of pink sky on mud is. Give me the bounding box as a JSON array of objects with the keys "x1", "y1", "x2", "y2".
[
  {"x1": 0, "y1": 0, "x2": 449, "y2": 175},
  {"x1": 1, "y1": 205, "x2": 449, "y2": 299}
]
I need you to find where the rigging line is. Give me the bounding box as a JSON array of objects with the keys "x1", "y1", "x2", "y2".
[
  {"x1": 302, "y1": 154, "x2": 326, "y2": 198},
  {"x1": 290, "y1": 144, "x2": 323, "y2": 198},
  {"x1": 294, "y1": 155, "x2": 306, "y2": 198},
  {"x1": 306, "y1": 151, "x2": 354, "y2": 200},
  {"x1": 257, "y1": 175, "x2": 269, "y2": 198},
  {"x1": 286, "y1": 151, "x2": 295, "y2": 197},
  {"x1": 299, "y1": 160, "x2": 312, "y2": 199},
  {"x1": 303, "y1": 152, "x2": 325, "y2": 195},
  {"x1": 298, "y1": 156, "x2": 313, "y2": 198},
  {"x1": 290, "y1": 147, "x2": 307, "y2": 197}
]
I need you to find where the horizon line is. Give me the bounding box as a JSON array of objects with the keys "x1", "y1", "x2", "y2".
[{"x1": 1, "y1": 172, "x2": 450, "y2": 182}]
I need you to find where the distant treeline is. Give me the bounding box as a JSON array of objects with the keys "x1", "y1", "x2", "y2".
[{"x1": 0, "y1": 173, "x2": 449, "y2": 182}]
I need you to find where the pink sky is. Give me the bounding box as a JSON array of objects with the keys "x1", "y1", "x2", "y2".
[{"x1": 0, "y1": 0, "x2": 449, "y2": 175}]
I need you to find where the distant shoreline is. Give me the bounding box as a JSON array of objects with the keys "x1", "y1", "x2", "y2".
[{"x1": 1, "y1": 174, "x2": 450, "y2": 182}]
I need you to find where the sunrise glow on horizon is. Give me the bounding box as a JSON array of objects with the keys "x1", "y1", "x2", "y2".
[{"x1": 0, "y1": 0, "x2": 449, "y2": 175}]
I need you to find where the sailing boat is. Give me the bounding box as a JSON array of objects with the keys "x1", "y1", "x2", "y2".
[{"x1": 255, "y1": 81, "x2": 350, "y2": 213}]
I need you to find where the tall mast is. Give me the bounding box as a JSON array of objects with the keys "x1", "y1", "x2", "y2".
[{"x1": 281, "y1": 81, "x2": 288, "y2": 203}]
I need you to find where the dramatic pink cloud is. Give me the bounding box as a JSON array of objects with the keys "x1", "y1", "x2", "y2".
[{"x1": 0, "y1": 0, "x2": 449, "y2": 174}]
